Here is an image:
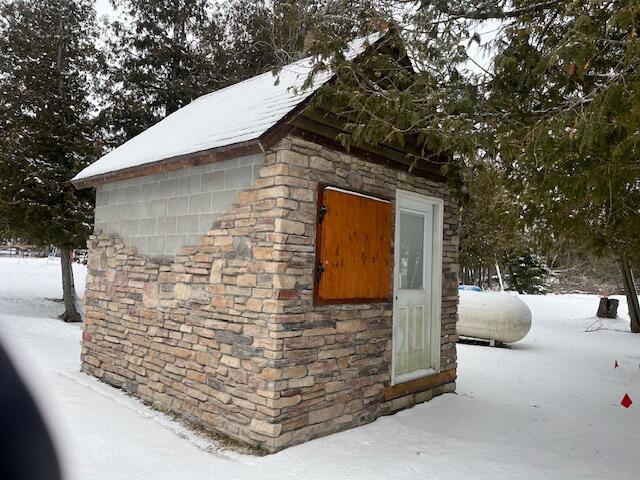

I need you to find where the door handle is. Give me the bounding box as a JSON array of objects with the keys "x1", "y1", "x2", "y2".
[{"x1": 315, "y1": 264, "x2": 325, "y2": 283}]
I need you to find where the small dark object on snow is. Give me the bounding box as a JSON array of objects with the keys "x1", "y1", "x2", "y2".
[{"x1": 596, "y1": 297, "x2": 619, "y2": 318}]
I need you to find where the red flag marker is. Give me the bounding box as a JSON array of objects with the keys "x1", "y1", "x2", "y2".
[
  {"x1": 614, "y1": 360, "x2": 619, "y2": 369},
  {"x1": 621, "y1": 394, "x2": 633, "y2": 409}
]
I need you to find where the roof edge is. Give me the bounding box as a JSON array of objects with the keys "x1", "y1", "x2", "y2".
[
  {"x1": 73, "y1": 30, "x2": 395, "y2": 189},
  {"x1": 258, "y1": 30, "x2": 394, "y2": 149},
  {"x1": 72, "y1": 139, "x2": 263, "y2": 189}
]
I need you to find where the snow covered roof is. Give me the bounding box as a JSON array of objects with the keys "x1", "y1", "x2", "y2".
[{"x1": 73, "y1": 33, "x2": 382, "y2": 185}]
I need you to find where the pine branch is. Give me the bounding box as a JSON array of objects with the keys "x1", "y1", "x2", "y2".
[{"x1": 420, "y1": 0, "x2": 564, "y2": 24}]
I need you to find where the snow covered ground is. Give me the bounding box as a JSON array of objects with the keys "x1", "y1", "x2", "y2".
[{"x1": 0, "y1": 256, "x2": 638, "y2": 479}]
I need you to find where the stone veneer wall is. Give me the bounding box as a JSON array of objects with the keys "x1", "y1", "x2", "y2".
[
  {"x1": 94, "y1": 154, "x2": 263, "y2": 257},
  {"x1": 81, "y1": 134, "x2": 459, "y2": 452}
]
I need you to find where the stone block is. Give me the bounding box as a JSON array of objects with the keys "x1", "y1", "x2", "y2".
[
  {"x1": 389, "y1": 394, "x2": 415, "y2": 412},
  {"x1": 309, "y1": 155, "x2": 334, "y2": 172},
  {"x1": 336, "y1": 320, "x2": 366, "y2": 333},
  {"x1": 259, "y1": 164, "x2": 289, "y2": 177},
  {"x1": 252, "y1": 247, "x2": 272, "y2": 260},
  {"x1": 274, "y1": 219, "x2": 305, "y2": 235},
  {"x1": 272, "y1": 274, "x2": 296, "y2": 289},
  {"x1": 236, "y1": 274, "x2": 257, "y2": 287},
  {"x1": 261, "y1": 367, "x2": 280, "y2": 381},
  {"x1": 255, "y1": 186, "x2": 289, "y2": 201},
  {"x1": 276, "y1": 149, "x2": 308, "y2": 167},
  {"x1": 284, "y1": 336, "x2": 325, "y2": 349},
  {"x1": 174, "y1": 283, "x2": 191, "y2": 300},
  {"x1": 250, "y1": 418, "x2": 282, "y2": 438},
  {"x1": 220, "y1": 355, "x2": 241, "y2": 368},
  {"x1": 142, "y1": 283, "x2": 159, "y2": 308},
  {"x1": 246, "y1": 298, "x2": 263, "y2": 312},
  {"x1": 269, "y1": 395, "x2": 301, "y2": 408},
  {"x1": 308, "y1": 404, "x2": 345, "y2": 425}
]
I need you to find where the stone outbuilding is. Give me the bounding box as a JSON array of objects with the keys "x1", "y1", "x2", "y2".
[{"x1": 72, "y1": 32, "x2": 459, "y2": 452}]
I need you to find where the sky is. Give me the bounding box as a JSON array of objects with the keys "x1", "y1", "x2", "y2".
[{"x1": 95, "y1": 0, "x2": 115, "y2": 19}]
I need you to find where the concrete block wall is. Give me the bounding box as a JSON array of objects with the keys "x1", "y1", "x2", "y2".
[{"x1": 94, "y1": 154, "x2": 264, "y2": 257}]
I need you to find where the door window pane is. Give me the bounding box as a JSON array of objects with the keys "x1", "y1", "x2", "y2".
[{"x1": 399, "y1": 211, "x2": 424, "y2": 290}]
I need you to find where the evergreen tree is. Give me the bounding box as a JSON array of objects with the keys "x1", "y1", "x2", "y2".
[
  {"x1": 459, "y1": 161, "x2": 526, "y2": 287},
  {"x1": 488, "y1": 1, "x2": 640, "y2": 330},
  {"x1": 305, "y1": 1, "x2": 640, "y2": 331},
  {"x1": 0, "y1": 0, "x2": 102, "y2": 321},
  {"x1": 224, "y1": 0, "x2": 297, "y2": 81},
  {"x1": 507, "y1": 249, "x2": 551, "y2": 295},
  {"x1": 224, "y1": 0, "x2": 367, "y2": 83},
  {"x1": 102, "y1": 0, "x2": 368, "y2": 144},
  {"x1": 103, "y1": 0, "x2": 228, "y2": 143}
]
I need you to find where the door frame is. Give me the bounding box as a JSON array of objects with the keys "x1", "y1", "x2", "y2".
[{"x1": 391, "y1": 189, "x2": 444, "y2": 386}]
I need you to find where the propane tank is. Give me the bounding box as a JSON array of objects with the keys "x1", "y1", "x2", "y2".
[{"x1": 458, "y1": 290, "x2": 532, "y2": 343}]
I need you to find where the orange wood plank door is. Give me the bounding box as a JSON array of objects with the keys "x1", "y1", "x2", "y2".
[{"x1": 317, "y1": 187, "x2": 392, "y2": 303}]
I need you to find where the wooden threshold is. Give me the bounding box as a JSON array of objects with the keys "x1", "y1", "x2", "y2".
[{"x1": 384, "y1": 368, "x2": 456, "y2": 401}]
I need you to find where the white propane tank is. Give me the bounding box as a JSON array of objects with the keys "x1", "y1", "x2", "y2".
[{"x1": 458, "y1": 291, "x2": 532, "y2": 343}]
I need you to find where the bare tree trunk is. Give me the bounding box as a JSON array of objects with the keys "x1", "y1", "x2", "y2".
[
  {"x1": 59, "y1": 247, "x2": 81, "y2": 322},
  {"x1": 56, "y1": 15, "x2": 64, "y2": 96},
  {"x1": 617, "y1": 254, "x2": 640, "y2": 333},
  {"x1": 496, "y1": 263, "x2": 505, "y2": 292},
  {"x1": 166, "y1": 14, "x2": 186, "y2": 115}
]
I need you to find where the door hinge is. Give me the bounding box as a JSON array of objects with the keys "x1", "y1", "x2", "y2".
[
  {"x1": 315, "y1": 263, "x2": 325, "y2": 283},
  {"x1": 318, "y1": 205, "x2": 328, "y2": 224}
]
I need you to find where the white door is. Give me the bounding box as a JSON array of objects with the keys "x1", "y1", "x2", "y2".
[{"x1": 392, "y1": 190, "x2": 443, "y2": 385}]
